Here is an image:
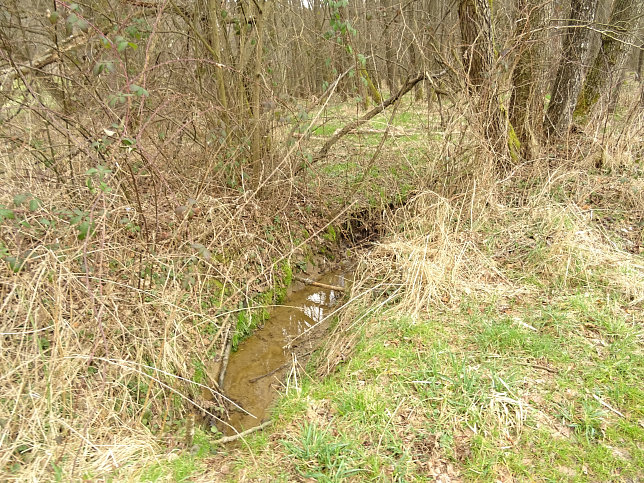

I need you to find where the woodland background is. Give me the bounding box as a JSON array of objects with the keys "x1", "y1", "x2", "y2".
[{"x1": 1, "y1": 0, "x2": 643, "y2": 480}]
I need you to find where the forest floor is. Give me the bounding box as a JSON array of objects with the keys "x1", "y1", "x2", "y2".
[
  {"x1": 148, "y1": 98, "x2": 643, "y2": 481},
  {"x1": 2, "y1": 90, "x2": 642, "y2": 481}
]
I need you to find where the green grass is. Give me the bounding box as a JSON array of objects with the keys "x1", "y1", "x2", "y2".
[
  {"x1": 139, "y1": 428, "x2": 217, "y2": 482},
  {"x1": 167, "y1": 99, "x2": 642, "y2": 482},
  {"x1": 307, "y1": 98, "x2": 437, "y2": 211},
  {"x1": 282, "y1": 422, "x2": 366, "y2": 481},
  {"x1": 207, "y1": 282, "x2": 642, "y2": 481},
  {"x1": 313, "y1": 121, "x2": 342, "y2": 136}
]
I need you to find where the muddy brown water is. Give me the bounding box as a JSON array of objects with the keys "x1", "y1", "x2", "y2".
[{"x1": 220, "y1": 271, "x2": 348, "y2": 435}]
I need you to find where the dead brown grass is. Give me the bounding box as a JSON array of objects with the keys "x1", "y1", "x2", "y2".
[
  {"x1": 318, "y1": 104, "x2": 644, "y2": 379},
  {"x1": 0, "y1": 137, "x2": 340, "y2": 479},
  {"x1": 2, "y1": 67, "x2": 643, "y2": 481},
  {"x1": 361, "y1": 174, "x2": 644, "y2": 310},
  {"x1": 0, "y1": 184, "x2": 224, "y2": 478}
]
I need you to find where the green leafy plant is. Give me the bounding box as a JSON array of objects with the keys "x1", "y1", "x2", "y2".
[
  {"x1": 69, "y1": 209, "x2": 95, "y2": 240},
  {"x1": 85, "y1": 165, "x2": 112, "y2": 194}
]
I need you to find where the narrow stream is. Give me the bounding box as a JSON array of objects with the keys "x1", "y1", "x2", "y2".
[{"x1": 221, "y1": 271, "x2": 347, "y2": 434}]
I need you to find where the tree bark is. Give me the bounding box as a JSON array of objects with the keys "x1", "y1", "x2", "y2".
[
  {"x1": 382, "y1": 0, "x2": 398, "y2": 93},
  {"x1": 458, "y1": 0, "x2": 507, "y2": 160},
  {"x1": 207, "y1": 0, "x2": 229, "y2": 109},
  {"x1": 638, "y1": 42, "x2": 644, "y2": 81},
  {"x1": 544, "y1": 0, "x2": 599, "y2": 137},
  {"x1": 509, "y1": 0, "x2": 551, "y2": 156},
  {"x1": 458, "y1": 0, "x2": 494, "y2": 90},
  {"x1": 574, "y1": 0, "x2": 642, "y2": 117}
]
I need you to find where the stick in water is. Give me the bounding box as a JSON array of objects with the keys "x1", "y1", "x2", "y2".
[{"x1": 294, "y1": 275, "x2": 345, "y2": 292}]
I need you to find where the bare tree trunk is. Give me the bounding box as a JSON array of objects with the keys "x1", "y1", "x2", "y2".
[
  {"x1": 509, "y1": 0, "x2": 551, "y2": 156},
  {"x1": 458, "y1": 0, "x2": 494, "y2": 90},
  {"x1": 207, "y1": 0, "x2": 229, "y2": 109},
  {"x1": 382, "y1": 0, "x2": 398, "y2": 93},
  {"x1": 249, "y1": 1, "x2": 273, "y2": 189},
  {"x1": 312, "y1": 0, "x2": 326, "y2": 93},
  {"x1": 608, "y1": 70, "x2": 626, "y2": 113},
  {"x1": 638, "y1": 42, "x2": 644, "y2": 81},
  {"x1": 405, "y1": 2, "x2": 423, "y2": 101},
  {"x1": 544, "y1": 0, "x2": 599, "y2": 137},
  {"x1": 458, "y1": 0, "x2": 507, "y2": 161},
  {"x1": 574, "y1": 0, "x2": 642, "y2": 117}
]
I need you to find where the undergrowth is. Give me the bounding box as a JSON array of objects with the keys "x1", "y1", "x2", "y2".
[
  {"x1": 2, "y1": 86, "x2": 643, "y2": 481},
  {"x1": 202, "y1": 165, "x2": 643, "y2": 481},
  {"x1": 194, "y1": 98, "x2": 644, "y2": 481}
]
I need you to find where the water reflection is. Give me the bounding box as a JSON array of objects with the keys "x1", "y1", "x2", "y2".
[
  {"x1": 302, "y1": 304, "x2": 324, "y2": 323},
  {"x1": 307, "y1": 289, "x2": 339, "y2": 306}
]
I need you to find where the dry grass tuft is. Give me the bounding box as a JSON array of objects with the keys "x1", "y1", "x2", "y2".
[
  {"x1": 0, "y1": 206, "x2": 220, "y2": 479},
  {"x1": 369, "y1": 190, "x2": 642, "y2": 310},
  {"x1": 349, "y1": 187, "x2": 513, "y2": 320},
  {"x1": 0, "y1": 147, "x2": 327, "y2": 479}
]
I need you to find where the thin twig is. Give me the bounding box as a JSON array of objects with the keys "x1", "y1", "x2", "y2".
[
  {"x1": 521, "y1": 362, "x2": 558, "y2": 374},
  {"x1": 248, "y1": 348, "x2": 315, "y2": 383},
  {"x1": 248, "y1": 363, "x2": 288, "y2": 384},
  {"x1": 593, "y1": 394, "x2": 625, "y2": 418},
  {"x1": 293, "y1": 275, "x2": 345, "y2": 292},
  {"x1": 214, "y1": 420, "x2": 272, "y2": 444},
  {"x1": 218, "y1": 326, "x2": 234, "y2": 388}
]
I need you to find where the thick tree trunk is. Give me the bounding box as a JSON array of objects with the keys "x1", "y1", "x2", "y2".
[
  {"x1": 574, "y1": 0, "x2": 642, "y2": 117},
  {"x1": 544, "y1": 0, "x2": 599, "y2": 137},
  {"x1": 458, "y1": 0, "x2": 494, "y2": 90},
  {"x1": 509, "y1": 0, "x2": 551, "y2": 156}
]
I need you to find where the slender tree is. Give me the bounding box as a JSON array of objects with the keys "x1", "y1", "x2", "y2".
[
  {"x1": 509, "y1": 0, "x2": 552, "y2": 156},
  {"x1": 638, "y1": 41, "x2": 644, "y2": 81},
  {"x1": 382, "y1": 0, "x2": 399, "y2": 93}
]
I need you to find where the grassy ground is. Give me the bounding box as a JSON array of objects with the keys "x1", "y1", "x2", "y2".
[
  {"x1": 193, "y1": 158, "x2": 644, "y2": 481},
  {"x1": 213, "y1": 294, "x2": 642, "y2": 481},
  {"x1": 2, "y1": 85, "x2": 643, "y2": 481}
]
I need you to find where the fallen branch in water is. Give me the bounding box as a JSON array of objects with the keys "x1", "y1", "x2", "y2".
[
  {"x1": 248, "y1": 363, "x2": 287, "y2": 383},
  {"x1": 248, "y1": 348, "x2": 315, "y2": 383},
  {"x1": 294, "y1": 275, "x2": 345, "y2": 292}
]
